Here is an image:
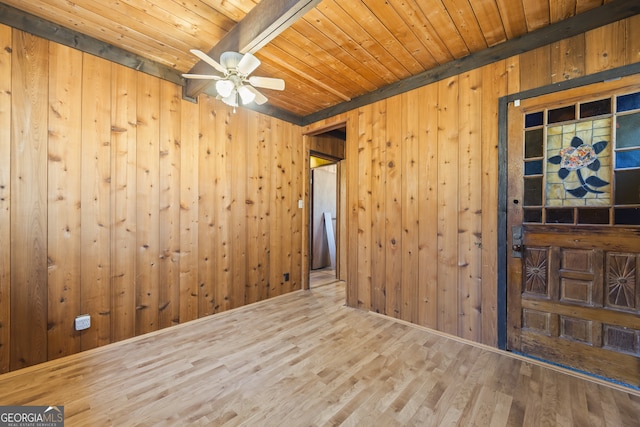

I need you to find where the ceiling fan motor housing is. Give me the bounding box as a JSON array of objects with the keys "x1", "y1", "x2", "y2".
[{"x1": 220, "y1": 52, "x2": 245, "y2": 73}]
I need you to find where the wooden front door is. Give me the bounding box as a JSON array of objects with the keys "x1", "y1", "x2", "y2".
[{"x1": 506, "y1": 75, "x2": 640, "y2": 387}]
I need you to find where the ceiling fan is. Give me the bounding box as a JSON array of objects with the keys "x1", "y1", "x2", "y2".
[{"x1": 183, "y1": 49, "x2": 285, "y2": 110}]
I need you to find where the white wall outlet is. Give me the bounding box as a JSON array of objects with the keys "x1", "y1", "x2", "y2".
[{"x1": 75, "y1": 314, "x2": 91, "y2": 331}]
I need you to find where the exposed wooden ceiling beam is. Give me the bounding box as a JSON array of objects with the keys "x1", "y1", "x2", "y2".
[{"x1": 185, "y1": 0, "x2": 321, "y2": 99}]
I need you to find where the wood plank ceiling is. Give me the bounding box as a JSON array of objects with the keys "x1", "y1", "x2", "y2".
[{"x1": 2, "y1": 0, "x2": 639, "y2": 123}]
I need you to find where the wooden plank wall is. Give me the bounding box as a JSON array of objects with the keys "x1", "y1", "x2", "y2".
[
  {"x1": 306, "y1": 15, "x2": 640, "y2": 347},
  {"x1": 0, "y1": 25, "x2": 305, "y2": 373},
  {"x1": 2, "y1": 15, "x2": 639, "y2": 372}
]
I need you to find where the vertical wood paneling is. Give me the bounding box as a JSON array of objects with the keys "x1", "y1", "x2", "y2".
[
  {"x1": 135, "y1": 72, "x2": 160, "y2": 335},
  {"x1": 341, "y1": 14, "x2": 640, "y2": 347},
  {"x1": 286, "y1": 125, "x2": 298, "y2": 293},
  {"x1": 551, "y1": 34, "x2": 585, "y2": 83},
  {"x1": 385, "y1": 95, "x2": 402, "y2": 318},
  {"x1": 1, "y1": 27, "x2": 12, "y2": 362},
  {"x1": 47, "y1": 43, "x2": 82, "y2": 359},
  {"x1": 519, "y1": 45, "x2": 552, "y2": 91},
  {"x1": 80, "y1": 54, "x2": 112, "y2": 351},
  {"x1": 251, "y1": 113, "x2": 271, "y2": 302},
  {"x1": 259, "y1": 115, "x2": 272, "y2": 300},
  {"x1": 178, "y1": 96, "x2": 199, "y2": 322},
  {"x1": 4, "y1": 14, "x2": 640, "y2": 372},
  {"x1": 269, "y1": 118, "x2": 283, "y2": 297},
  {"x1": 158, "y1": 80, "x2": 181, "y2": 328},
  {"x1": 417, "y1": 83, "x2": 439, "y2": 329},
  {"x1": 3, "y1": 26, "x2": 310, "y2": 371},
  {"x1": 338, "y1": 160, "x2": 347, "y2": 282},
  {"x1": 345, "y1": 110, "x2": 359, "y2": 308},
  {"x1": 308, "y1": 134, "x2": 345, "y2": 159},
  {"x1": 198, "y1": 96, "x2": 216, "y2": 316},
  {"x1": 301, "y1": 135, "x2": 310, "y2": 290},
  {"x1": 506, "y1": 54, "x2": 521, "y2": 97},
  {"x1": 357, "y1": 104, "x2": 372, "y2": 310},
  {"x1": 458, "y1": 69, "x2": 483, "y2": 341},
  {"x1": 401, "y1": 92, "x2": 419, "y2": 324},
  {"x1": 626, "y1": 15, "x2": 640, "y2": 65},
  {"x1": 0, "y1": 24, "x2": 12, "y2": 374},
  {"x1": 481, "y1": 60, "x2": 508, "y2": 347},
  {"x1": 11, "y1": 31, "x2": 48, "y2": 369},
  {"x1": 279, "y1": 120, "x2": 293, "y2": 296},
  {"x1": 111, "y1": 63, "x2": 137, "y2": 342},
  {"x1": 246, "y1": 111, "x2": 262, "y2": 302},
  {"x1": 214, "y1": 105, "x2": 231, "y2": 309},
  {"x1": 370, "y1": 100, "x2": 386, "y2": 313},
  {"x1": 230, "y1": 108, "x2": 247, "y2": 308},
  {"x1": 290, "y1": 122, "x2": 303, "y2": 292},
  {"x1": 437, "y1": 76, "x2": 459, "y2": 335},
  {"x1": 585, "y1": 20, "x2": 626, "y2": 74}
]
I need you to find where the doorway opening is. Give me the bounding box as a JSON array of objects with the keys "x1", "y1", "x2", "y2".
[
  {"x1": 306, "y1": 126, "x2": 346, "y2": 288},
  {"x1": 310, "y1": 159, "x2": 338, "y2": 286}
]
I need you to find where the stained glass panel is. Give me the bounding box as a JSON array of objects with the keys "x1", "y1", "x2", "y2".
[
  {"x1": 615, "y1": 208, "x2": 640, "y2": 225},
  {"x1": 525, "y1": 129, "x2": 544, "y2": 158},
  {"x1": 548, "y1": 105, "x2": 575, "y2": 124},
  {"x1": 524, "y1": 177, "x2": 543, "y2": 206},
  {"x1": 615, "y1": 169, "x2": 640, "y2": 204},
  {"x1": 616, "y1": 150, "x2": 640, "y2": 169},
  {"x1": 616, "y1": 113, "x2": 640, "y2": 149},
  {"x1": 580, "y1": 98, "x2": 611, "y2": 118},
  {"x1": 546, "y1": 119, "x2": 611, "y2": 207},
  {"x1": 525, "y1": 111, "x2": 544, "y2": 128},
  {"x1": 547, "y1": 208, "x2": 574, "y2": 224},
  {"x1": 617, "y1": 91, "x2": 640, "y2": 113},
  {"x1": 524, "y1": 209, "x2": 542, "y2": 223},
  {"x1": 524, "y1": 160, "x2": 543, "y2": 175},
  {"x1": 523, "y1": 91, "x2": 640, "y2": 226},
  {"x1": 577, "y1": 208, "x2": 609, "y2": 224}
]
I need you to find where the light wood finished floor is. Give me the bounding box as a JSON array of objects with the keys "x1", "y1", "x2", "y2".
[
  {"x1": 1, "y1": 281, "x2": 639, "y2": 426},
  {"x1": 310, "y1": 267, "x2": 338, "y2": 287}
]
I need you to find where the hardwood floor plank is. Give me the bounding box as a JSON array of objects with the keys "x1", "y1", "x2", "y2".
[{"x1": 0, "y1": 282, "x2": 639, "y2": 426}]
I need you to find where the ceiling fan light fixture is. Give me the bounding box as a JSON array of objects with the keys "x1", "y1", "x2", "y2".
[
  {"x1": 216, "y1": 79, "x2": 235, "y2": 98},
  {"x1": 237, "y1": 53, "x2": 261, "y2": 75},
  {"x1": 237, "y1": 85, "x2": 256, "y2": 104},
  {"x1": 221, "y1": 92, "x2": 239, "y2": 107},
  {"x1": 185, "y1": 49, "x2": 285, "y2": 110}
]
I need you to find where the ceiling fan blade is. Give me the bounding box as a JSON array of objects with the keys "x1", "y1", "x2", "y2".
[
  {"x1": 182, "y1": 74, "x2": 222, "y2": 79},
  {"x1": 246, "y1": 85, "x2": 268, "y2": 105},
  {"x1": 249, "y1": 76, "x2": 285, "y2": 91},
  {"x1": 237, "y1": 52, "x2": 261, "y2": 75},
  {"x1": 190, "y1": 49, "x2": 227, "y2": 74}
]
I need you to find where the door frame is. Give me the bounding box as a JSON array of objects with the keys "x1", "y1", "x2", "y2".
[
  {"x1": 498, "y1": 62, "x2": 640, "y2": 350},
  {"x1": 302, "y1": 121, "x2": 347, "y2": 290}
]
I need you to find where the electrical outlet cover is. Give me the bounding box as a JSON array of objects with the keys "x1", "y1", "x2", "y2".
[{"x1": 75, "y1": 314, "x2": 91, "y2": 331}]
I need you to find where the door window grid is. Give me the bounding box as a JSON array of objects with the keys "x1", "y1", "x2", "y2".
[{"x1": 522, "y1": 90, "x2": 640, "y2": 226}]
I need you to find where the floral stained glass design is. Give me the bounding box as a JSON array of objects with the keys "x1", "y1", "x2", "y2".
[{"x1": 546, "y1": 119, "x2": 612, "y2": 206}]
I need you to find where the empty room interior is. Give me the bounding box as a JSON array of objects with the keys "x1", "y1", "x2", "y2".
[{"x1": 1, "y1": 0, "x2": 640, "y2": 425}]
